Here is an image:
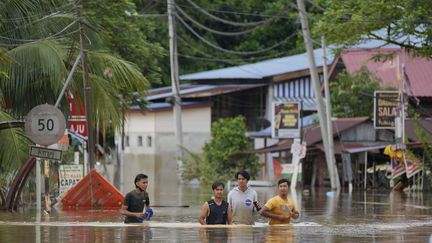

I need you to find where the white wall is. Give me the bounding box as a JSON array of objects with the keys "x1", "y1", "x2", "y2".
[{"x1": 154, "y1": 107, "x2": 211, "y2": 133}]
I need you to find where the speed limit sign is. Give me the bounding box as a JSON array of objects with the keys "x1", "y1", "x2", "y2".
[{"x1": 25, "y1": 104, "x2": 67, "y2": 146}]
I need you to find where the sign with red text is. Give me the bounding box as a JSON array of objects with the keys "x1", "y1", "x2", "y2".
[
  {"x1": 58, "y1": 164, "x2": 83, "y2": 196},
  {"x1": 68, "y1": 95, "x2": 87, "y2": 137}
]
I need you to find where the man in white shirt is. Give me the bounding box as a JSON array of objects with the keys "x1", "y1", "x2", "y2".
[{"x1": 227, "y1": 170, "x2": 258, "y2": 225}]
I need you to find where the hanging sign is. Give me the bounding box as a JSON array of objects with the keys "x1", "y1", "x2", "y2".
[
  {"x1": 272, "y1": 102, "x2": 301, "y2": 138},
  {"x1": 374, "y1": 91, "x2": 399, "y2": 129}
]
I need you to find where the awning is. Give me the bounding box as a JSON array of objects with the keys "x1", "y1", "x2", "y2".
[
  {"x1": 273, "y1": 97, "x2": 317, "y2": 111},
  {"x1": 246, "y1": 139, "x2": 293, "y2": 154},
  {"x1": 315, "y1": 143, "x2": 387, "y2": 154},
  {"x1": 147, "y1": 83, "x2": 267, "y2": 101}
]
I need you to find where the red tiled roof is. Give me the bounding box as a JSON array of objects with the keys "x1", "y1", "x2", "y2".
[{"x1": 338, "y1": 48, "x2": 432, "y2": 97}]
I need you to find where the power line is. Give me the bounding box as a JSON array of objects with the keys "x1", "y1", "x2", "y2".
[
  {"x1": 176, "y1": 4, "x2": 284, "y2": 36},
  {"x1": 176, "y1": 13, "x2": 299, "y2": 56},
  {"x1": 181, "y1": 0, "x2": 293, "y2": 27},
  {"x1": 0, "y1": 10, "x2": 75, "y2": 36},
  {"x1": 0, "y1": 3, "x2": 75, "y2": 22},
  {"x1": 177, "y1": 35, "x2": 268, "y2": 77},
  {"x1": 305, "y1": 0, "x2": 325, "y2": 12},
  {"x1": 0, "y1": 20, "x2": 78, "y2": 43}
]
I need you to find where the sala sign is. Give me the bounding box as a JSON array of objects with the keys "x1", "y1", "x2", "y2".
[{"x1": 374, "y1": 91, "x2": 399, "y2": 129}]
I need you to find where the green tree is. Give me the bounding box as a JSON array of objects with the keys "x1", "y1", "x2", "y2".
[
  {"x1": 330, "y1": 67, "x2": 381, "y2": 117},
  {"x1": 0, "y1": 0, "x2": 150, "y2": 204},
  {"x1": 183, "y1": 116, "x2": 261, "y2": 185},
  {"x1": 316, "y1": 0, "x2": 432, "y2": 57},
  {"x1": 84, "y1": 0, "x2": 166, "y2": 84}
]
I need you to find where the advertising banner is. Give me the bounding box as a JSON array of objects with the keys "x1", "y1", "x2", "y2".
[
  {"x1": 58, "y1": 164, "x2": 83, "y2": 196},
  {"x1": 374, "y1": 91, "x2": 399, "y2": 129},
  {"x1": 272, "y1": 102, "x2": 300, "y2": 138}
]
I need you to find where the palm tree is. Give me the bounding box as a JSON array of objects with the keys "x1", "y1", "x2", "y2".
[{"x1": 0, "y1": 0, "x2": 150, "y2": 206}]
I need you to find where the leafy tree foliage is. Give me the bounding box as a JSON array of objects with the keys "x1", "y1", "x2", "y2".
[
  {"x1": 0, "y1": 0, "x2": 150, "y2": 198},
  {"x1": 330, "y1": 67, "x2": 381, "y2": 117},
  {"x1": 127, "y1": 0, "x2": 327, "y2": 79},
  {"x1": 183, "y1": 116, "x2": 260, "y2": 185},
  {"x1": 84, "y1": 0, "x2": 166, "y2": 84},
  {"x1": 316, "y1": 0, "x2": 432, "y2": 57}
]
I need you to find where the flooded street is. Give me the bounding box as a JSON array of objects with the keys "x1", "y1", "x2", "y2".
[{"x1": 1, "y1": 186, "x2": 432, "y2": 242}]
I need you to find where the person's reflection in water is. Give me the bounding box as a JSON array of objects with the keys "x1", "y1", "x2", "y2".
[
  {"x1": 199, "y1": 227, "x2": 230, "y2": 243},
  {"x1": 121, "y1": 226, "x2": 153, "y2": 243},
  {"x1": 264, "y1": 225, "x2": 296, "y2": 243}
]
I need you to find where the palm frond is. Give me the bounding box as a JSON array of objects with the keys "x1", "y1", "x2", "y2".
[
  {"x1": 0, "y1": 110, "x2": 31, "y2": 175},
  {"x1": 4, "y1": 40, "x2": 68, "y2": 115},
  {"x1": 88, "y1": 51, "x2": 150, "y2": 94}
]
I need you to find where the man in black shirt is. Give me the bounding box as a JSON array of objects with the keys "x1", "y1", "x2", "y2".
[
  {"x1": 199, "y1": 181, "x2": 232, "y2": 225},
  {"x1": 120, "y1": 174, "x2": 152, "y2": 223}
]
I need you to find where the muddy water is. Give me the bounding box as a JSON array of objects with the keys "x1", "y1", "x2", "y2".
[{"x1": 1, "y1": 187, "x2": 432, "y2": 242}]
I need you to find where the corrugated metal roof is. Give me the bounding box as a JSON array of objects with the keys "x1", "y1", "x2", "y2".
[
  {"x1": 146, "y1": 83, "x2": 266, "y2": 101},
  {"x1": 129, "y1": 101, "x2": 212, "y2": 112},
  {"x1": 405, "y1": 119, "x2": 432, "y2": 142},
  {"x1": 180, "y1": 49, "x2": 333, "y2": 81},
  {"x1": 178, "y1": 36, "x2": 403, "y2": 82},
  {"x1": 339, "y1": 49, "x2": 432, "y2": 97}
]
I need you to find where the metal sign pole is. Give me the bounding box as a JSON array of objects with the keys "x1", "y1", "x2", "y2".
[
  {"x1": 36, "y1": 158, "x2": 41, "y2": 212},
  {"x1": 43, "y1": 158, "x2": 51, "y2": 213}
]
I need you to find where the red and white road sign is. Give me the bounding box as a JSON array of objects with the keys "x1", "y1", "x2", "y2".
[{"x1": 68, "y1": 95, "x2": 87, "y2": 137}]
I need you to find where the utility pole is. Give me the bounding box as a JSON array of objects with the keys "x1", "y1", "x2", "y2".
[
  {"x1": 322, "y1": 36, "x2": 340, "y2": 190},
  {"x1": 167, "y1": 0, "x2": 184, "y2": 182},
  {"x1": 77, "y1": 1, "x2": 95, "y2": 170},
  {"x1": 296, "y1": 0, "x2": 338, "y2": 189}
]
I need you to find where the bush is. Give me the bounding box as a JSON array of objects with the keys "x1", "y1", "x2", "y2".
[{"x1": 182, "y1": 116, "x2": 261, "y2": 185}]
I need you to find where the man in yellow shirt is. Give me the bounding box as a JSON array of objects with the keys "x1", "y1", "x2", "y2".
[{"x1": 259, "y1": 178, "x2": 299, "y2": 225}]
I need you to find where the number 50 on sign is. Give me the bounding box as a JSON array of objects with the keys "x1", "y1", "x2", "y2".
[{"x1": 25, "y1": 104, "x2": 66, "y2": 146}]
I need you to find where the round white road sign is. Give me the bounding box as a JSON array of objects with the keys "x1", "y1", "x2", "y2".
[{"x1": 25, "y1": 104, "x2": 67, "y2": 146}]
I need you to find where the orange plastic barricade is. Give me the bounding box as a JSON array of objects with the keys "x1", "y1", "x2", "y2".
[{"x1": 61, "y1": 169, "x2": 124, "y2": 209}]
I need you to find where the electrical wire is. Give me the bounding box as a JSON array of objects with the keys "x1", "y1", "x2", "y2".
[
  {"x1": 172, "y1": 0, "x2": 296, "y2": 19},
  {"x1": 0, "y1": 3, "x2": 75, "y2": 22},
  {"x1": 176, "y1": 4, "x2": 287, "y2": 36},
  {"x1": 181, "y1": 0, "x2": 293, "y2": 27},
  {"x1": 0, "y1": 20, "x2": 78, "y2": 43},
  {"x1": 177, "y1": 32, "x2": 300, "y2": 64},
  {"x1": 177, "y1": 38, "x2": 267, "y2": 77},
  {"x1": 176, "y1": 13, "x2": 299, "y2": 56},
  {"x1": 0, "y1": 10, "x2": 75, "y2": 36},
  {"x1": 305, "y1": 0, "x2": 326, "y2": 13}
]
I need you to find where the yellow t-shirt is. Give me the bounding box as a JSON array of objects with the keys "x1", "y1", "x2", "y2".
[{"x1": 264, "y1": 195, "x2": 297, "y2": 225}]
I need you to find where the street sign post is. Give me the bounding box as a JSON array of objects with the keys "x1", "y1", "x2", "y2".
[
  {"x1": 29, "y1": 146, "x2": 63, "y2": 161},
  {"x1": 25, "y1": 104, "x2": 66, "y2": 146}
]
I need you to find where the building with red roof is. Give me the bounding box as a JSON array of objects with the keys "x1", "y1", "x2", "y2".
[{"x1": 329, "y1": 48, "x2": 432, "y2": 112}]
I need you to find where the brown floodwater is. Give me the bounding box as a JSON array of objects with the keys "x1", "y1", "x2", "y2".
[{"x1": 0, "y1": 186, "x2": 432, "y2": 242}]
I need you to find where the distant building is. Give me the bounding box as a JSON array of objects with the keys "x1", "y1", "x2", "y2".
[{"x1": 329, "y1": 48, "x2": 432, "y2": 112}]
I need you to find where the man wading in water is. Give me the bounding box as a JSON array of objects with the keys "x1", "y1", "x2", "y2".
[
  {"x1": 199, "y1": 181, "x2": 232, "y2": 225},
  {"x1": 227, "y1": 171, "x2": 259, "y2": 225},
  {"x1": 120, "y1": 174, "x2": 153, "y2": 223},
  {"x1": 259, "y1": 178, "x2": 299, "y2": 225}
]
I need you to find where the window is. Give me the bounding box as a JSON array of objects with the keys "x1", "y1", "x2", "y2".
[
  {"x1": 146, "y1": 136, "x2": 152, "y2": 147},
  {"x1": 125, "y1": 136, "x2": 129, "y2": 147},
  {"x1": 138, "y1": 136, "x2": 143, "y2": 147}
]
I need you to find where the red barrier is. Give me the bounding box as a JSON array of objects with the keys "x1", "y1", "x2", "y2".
[{"x1": 61, "y1": 169, "x2": 124, "y2": 209}]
